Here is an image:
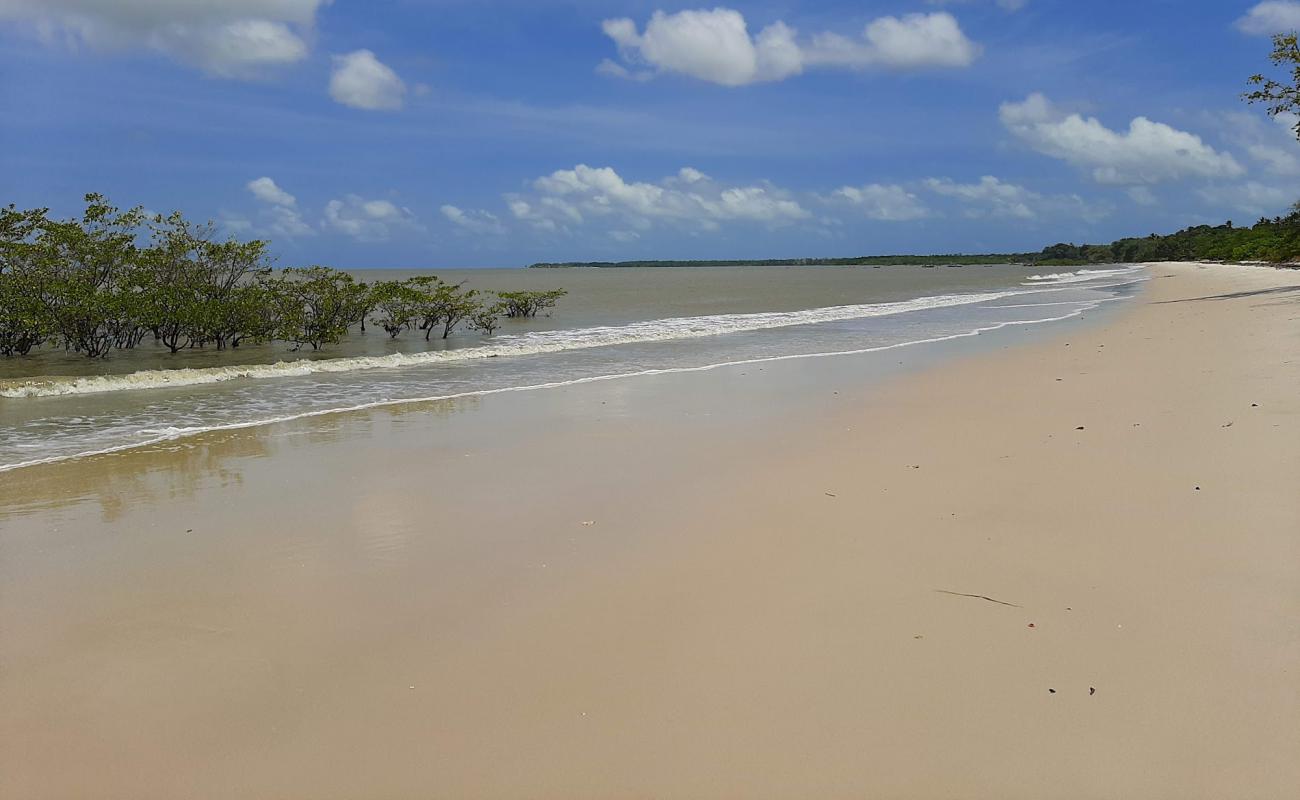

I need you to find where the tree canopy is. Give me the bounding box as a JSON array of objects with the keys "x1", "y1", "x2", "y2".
[
  {"x1": 0, "y1": 196, "x2": 565, "y2": 360},
  {"x1": 1246, "y1": 32, "x2": 1300, "y2": 141}
]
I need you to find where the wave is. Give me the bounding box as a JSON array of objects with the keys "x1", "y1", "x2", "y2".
[
  {"x1": 0, "y1": 283, "x2": 1125, "y2": 399},
  {"x1": 1022, "y1": 268, "x2": 1138, "y2": 286},
  {"x1": 0, "y1": 301, "x2": 1114, "y2": 474}
]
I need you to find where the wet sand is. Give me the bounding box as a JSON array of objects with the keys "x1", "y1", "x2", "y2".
[{"x1": 2, "y1": 263, "x2": 1298, "y2": 799}]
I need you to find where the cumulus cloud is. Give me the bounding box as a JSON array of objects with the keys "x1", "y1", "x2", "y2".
[
  {"x1": 1201, "y1": 109, "x2": 1300, "y2": 182},
  {"x1": 999, "y1": 93, "x2": 1245, "y2": 185},
  {"x1": 805, "y1": 12, "x2": 981, "y2": 71},
  {"x1": 1235, "y1": 2, "x2": 1300, "y2": 35},
  {"x1": 441, "y1": 205, "x2": 506, "y2": 235},
  {"x1": 924, "y1": 176, "x2": 1035, "y2": 218},
  {"x1": 0, "y1": 0, "x2": 322, "y2": 77},
  {"x1": 247, "y1": 176, "x2": 297, "y2": 207},
  {"x1": 830, "y1": 184, "x2": 930, "y2": 221},
  {"x1": 924, "y1": 175, "x2": 1111, "y2": 222},
  {"x1": 244, "y1": 176, "x2": 313, "y2": 237},
  {"x1": 600, "y1": 8, "x2": 978, "y2": 86},
  {"x1": 1199, "y1": 181, "x2": 1292, "y2": 217},
  {"x1": 1247, "y1": 143, "x2": 1300, "y2": 175},
  {"x1": 330, "y1": 50, "x2": 406, "y2": 111},
  {"x1": 509, "y1": 164, "x2": 810, "y2": 233},
  {"x1": 323, "y1": 195, "x2": 421, "y2": 241}
]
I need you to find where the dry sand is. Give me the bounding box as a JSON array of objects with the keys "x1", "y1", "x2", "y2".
[{"x1": 1, "y1": 263, "x2": 1297, "y2": 799}]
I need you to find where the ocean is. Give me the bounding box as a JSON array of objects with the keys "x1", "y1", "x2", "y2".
[{"x1": 0, "y1": 264, "x2": 1146, "y2": 472}]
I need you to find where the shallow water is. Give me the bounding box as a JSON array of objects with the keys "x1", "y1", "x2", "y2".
[{"x1": 0, "y1": 264, "x2": 1145, "y2": 471}]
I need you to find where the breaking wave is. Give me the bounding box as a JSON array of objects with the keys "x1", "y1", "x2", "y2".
[
  {"x1": 1022, "y1": 268, "x2": 1139, "y2": 286},
  {"x1": 0, "y1": 304, "x2": 1118, "y2": 474},
  {"x1": 2, "y1": 285, "x2": 1100, "y2": 399}
]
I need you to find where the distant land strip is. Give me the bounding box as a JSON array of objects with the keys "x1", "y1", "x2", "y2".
[
  {"x1": 529, "y1": 255, "x2": 1025, "y2": 268},
  {"x1": 529, "y1": 214, "x2": 1300, "y2": 269}
]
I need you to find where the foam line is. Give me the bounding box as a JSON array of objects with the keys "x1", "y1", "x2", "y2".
[
  {"x1": 0, "y1": 299, "x2": 1116, "y2": 474},
  {"x1": 1, "y1": 268, "x2": 1146, "y2": 399}
]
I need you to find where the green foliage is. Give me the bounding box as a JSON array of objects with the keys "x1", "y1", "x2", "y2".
[
  {"x1": 1030, "y1": 208, "x2": 1300, "y2": 266},
  {"x1": 495, "y1": 289, "x2": 568, "y2": 317},
  {"x1": 367, "y1": 279, "x2": 425, "y2": 338},
  {"x1": 0, "y1": 195, "x2": 569, "y2": 360},
  {"x1": 21, "y1": 194, "x2": 147, "y2": 358},
  {"x1": 264, "y1": 266, "x2": 368, "y2": 351},
  {"x1": 0, "y1": 204, "x2": 52, "y2": 356},
  {"x1": 433, "y1": 286, "x2": 481, "y2": 340},
  {"x1": 1245, "y1": 32, "x2": 1300, "y2": 140},
  {"x1": 469, "y1": 302, "x2": 505, "y2": 336}
]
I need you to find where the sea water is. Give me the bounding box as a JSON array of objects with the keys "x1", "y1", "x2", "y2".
[{"x1": 0, "y1": 264, "x2": 1146, "y2": 471}]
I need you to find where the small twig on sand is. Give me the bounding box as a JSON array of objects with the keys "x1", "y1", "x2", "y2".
[{"x1": 935, "y1": 590, "x2": 1023, "y2": 608}]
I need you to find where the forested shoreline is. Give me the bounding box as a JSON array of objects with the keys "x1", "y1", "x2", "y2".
[
  {"x1": 0, "y1": 196, "x2": 564, "y2": 359},
  {"x1": 5, "y1": 192, "x2": 1298, "y2": 362},
  {"x1": 531, "y1": 206, "x2": 1300, "y2": 269}
]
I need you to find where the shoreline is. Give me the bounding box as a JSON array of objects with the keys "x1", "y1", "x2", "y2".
[
  {"x1": 0, "y1": 267, "x2": 1141, "y2": 473},
  {"x1": 2, "y1": 263, "x2": 1297, "y2": 798}
]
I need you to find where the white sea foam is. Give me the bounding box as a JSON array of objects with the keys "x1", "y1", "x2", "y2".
[
  {"x1": 1022, "y1": 268, "x2": 1137, "y2": 286},
  {"x1": 0, "y1": 301, "x2": 1114, "y2": 474},
  {"x1": 0, "y1": 283, "x2": 1124, "y2": 399},
  {"x1": 0, "y1": 266, "x2": 1150, "y2": 473}
]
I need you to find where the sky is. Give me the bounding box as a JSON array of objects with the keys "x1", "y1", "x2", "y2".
[{"x1": 1, "y1": 0, "x2": 1299, "y2": 268}]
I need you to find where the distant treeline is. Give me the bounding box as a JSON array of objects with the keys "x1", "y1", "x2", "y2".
[
  {"x1": 530, "y1": 205, "x2": 1300, "y2": 269},
  {"x1": 0, "y1": 195, "x2": 565, "y2": 358},
  {"x1": 530, "y1": 254, "x2": 1020, "y2": 268},
  {"x1": 1033, "y1": 209, "x2": 1300, "y2": 266}
]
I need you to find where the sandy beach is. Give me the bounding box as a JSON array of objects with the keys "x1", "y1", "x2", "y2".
[{"x1": 1, "y1": 262, "x2": 1297, "y2": 799}]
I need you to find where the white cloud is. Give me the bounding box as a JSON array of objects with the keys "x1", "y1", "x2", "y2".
[
  {"x1": 1236, "y1": 2, "x2": 1300, "y2": 35},
  {"x1": 805, "y1": 12, "x2": 981, "y2": 71},
  {"x1": 1248, "y1": 143, "x2": 1300, "y2": 175},
  {"x1": 677, "y1": 167, "x2": 708, "y2": 184},
  {"x1": 263, "y1": 205, "x2": 316, "y2": 238},
  {"x1": 595, "y1": 57, "x2": 652, "y2": 81},
  {"x1": 924, "y1": 176, "x2": 1035, "y2": 218},
  {"x1": 1127, "y1": 186, "x2": 1157, "y2": 206},
  {"x1": 601, "y1": 9, "x2": 802, "y2": 86},
  {"x1": 323, "y1": 195, "x2": 420, "y2": 241},
  {"x1": 329, "y1": 49, "x2": 406, "y2": 111},
  {"x1": 600, "y1": 8, "x2": 978, "y2": 86},
  {"x1": 247, "y1": 176, "x2": 297, "y2": 207},
  {"x1": 1204, "y1": 109, "x2": 1300, "y2": 177},
  {"x1": 924, "y1": 175, "x2": 1111, "y2": 222},
  {"x1": 507, "y1": 200, "x2": 559, "y2": 233},
  {"x1": 440, "y1": 205, "x2": 506, "y2": 235},
  {"x1": 1199, "y1": 181, "x2": 1292, "y2": 217},
  {"x1": 999, "y1": 93, "x2": 1245, "y2": 185},
  {"x1": 510, "y1": 164, "x2": 810, "y2": 233},
  {"x1": 0, "y1": 0, "x2": 322, "y2": 77},
  {"x1": 245, "y1": 176, "x2": 313, "y2": 237},
  {"x1": 831, "y1": 184, "x2": 930, "y2": 221},
  {"x1": 178, "y1": 19, "x2": 308, "y2": 76}
]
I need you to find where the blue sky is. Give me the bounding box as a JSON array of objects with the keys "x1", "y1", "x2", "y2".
[{"x1": 2, "y1": 1, "x2": 1298, "y2": 267}]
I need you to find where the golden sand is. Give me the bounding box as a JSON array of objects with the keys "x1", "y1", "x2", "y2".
[{"x1": 2, "y1": 264, "x2": 1297, "y2": 799}]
